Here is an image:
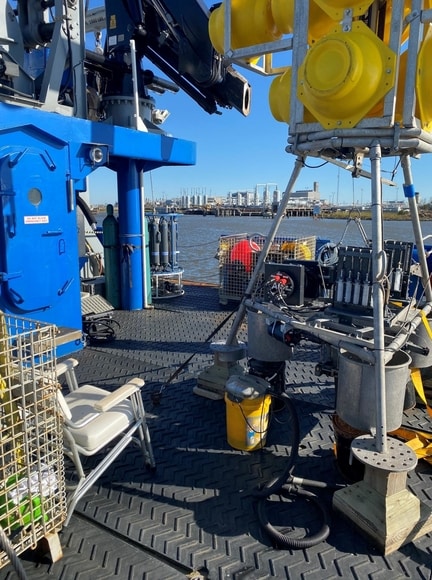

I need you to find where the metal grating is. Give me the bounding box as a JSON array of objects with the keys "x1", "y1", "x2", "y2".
[{"x1": 81, "y1": 294, "x2": 114, "y2": 317}]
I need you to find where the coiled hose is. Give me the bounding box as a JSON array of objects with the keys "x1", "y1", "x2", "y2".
[{"x1": 253, "y1": 392, "x2": 332, "y2": 549}]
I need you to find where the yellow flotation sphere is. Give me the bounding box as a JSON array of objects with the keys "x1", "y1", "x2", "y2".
[
  {"x1": 314, "y1": 0, "x2": 374, "y2": 20},
  {"x1": 298, "y1": 21, "x2": 396, "y2": 129},
  {"x1": 270, "y1": 0, "x2": 294, "y2": 34},
  {"x1": 370, "y1": 21, "x2": 432, "y2": 130},
  {"x1": 280, "y1": 241, "x2": 312, "y2": 260},
  {"x1": 209, "y1": 0, "x2": 281, "y2": 63},
  {"x1": 269, "y1": 68, "x2": 316, "y2": 124},
  {"x1": 269, "y1": 70, "x2": 292, "y2": 123},
  {"x1": 381, "y1": 1, "x2": 413, "y2": 45},
  {"x1": 271, "y1": 0, "x2": 335, "y2": 44}
]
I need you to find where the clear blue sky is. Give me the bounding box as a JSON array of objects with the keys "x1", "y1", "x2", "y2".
[{"x1": 88, "y1": 2, "x2": 432, "y2": 207}]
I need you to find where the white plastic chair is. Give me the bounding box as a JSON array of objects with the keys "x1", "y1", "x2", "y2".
[{"x1": 56, "y1": 358, "x2": 155, "y2": 526}]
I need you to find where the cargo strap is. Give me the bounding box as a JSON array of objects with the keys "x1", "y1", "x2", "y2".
[
  {"x1": 410, "y1": 368, "x2": 432, "y2": 418},
  {"x1": 390, "y1": 368, "x2": 432, "y2": 465},
  {"x1": 391, "y1": 426, "x2": 432, "y2": 465}
]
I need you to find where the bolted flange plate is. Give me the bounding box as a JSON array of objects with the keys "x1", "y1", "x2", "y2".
[
  {"x1": 351, "y1": 434, "x2": 418, "y2": 472},
  {"x1": 210, "y1": 340, "x2": 246, "y2": 362}
]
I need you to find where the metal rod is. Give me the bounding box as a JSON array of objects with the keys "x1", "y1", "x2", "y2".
[
  {"x1": 225, "y1": 155, "x2": 305, "y2": 346},
  {"x1": 130, "y1": 39, "x2": 143, "y2": 131},
  {"x1": 244, "y1": 296, "x2": 432, "y2": 367},
  {"x1": 370, "y1": 143, "x2": 387, "y2": 453},
  {"x1": 401, "y1": 154, "x2": 432, "y2": 302},
  {"x1": 139, "y1": 169, "x2": 152, "y2": 308}
]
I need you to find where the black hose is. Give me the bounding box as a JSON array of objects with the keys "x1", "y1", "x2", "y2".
[
  {"x1": 253, "y1": 393, "x2": 299, "y2": 498},
  {"x1": 256, "y1": 485, "x2": 330, "y2": 550},
  {"x1": 77, "y1": 195, "x2": 97, "y2": 229},
  {"x1": 253, "y1": 392, "x2": 332, "y2": 549}
]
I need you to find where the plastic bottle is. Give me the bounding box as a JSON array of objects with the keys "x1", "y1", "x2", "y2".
[
  {"x1": 352, "y1": 272, "x2": 361, "y2": 305},
  {"x1": 336, "y1": 270, "x2": 345, "y2": 302},
  {"x1": 344, "y1": 270, "x2": 353, "y2": 303},
  {"x1": 393, "y1": 263, "x2": 403, "y2": 292},
  {"x1": 361, "y1": 273, "x2": 371, "y2": 307}
]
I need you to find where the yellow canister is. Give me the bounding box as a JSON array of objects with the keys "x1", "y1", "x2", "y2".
[{"x1": 225, "y1": 374, "x2": 271, "y2": 451}]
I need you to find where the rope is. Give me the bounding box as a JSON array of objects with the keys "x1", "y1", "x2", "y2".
[{"x1": 151, "y1": 308, "x2": 236, "y2": 405}]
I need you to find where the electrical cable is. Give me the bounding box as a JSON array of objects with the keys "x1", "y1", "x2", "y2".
[
  {"x1": 151, "y1": 307, "x2": 236, "y2": 404},
  {"x1": 83, "y1": 315, "x2": 120, "y2": 343}
]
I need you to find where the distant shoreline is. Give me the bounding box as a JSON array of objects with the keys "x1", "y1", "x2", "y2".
[
  {"x1": 319, "y1": 210, "x2": 432, "y2": 221},
  {"x1": 93, "y1": 209, "x2": 432, "y2": 221}
]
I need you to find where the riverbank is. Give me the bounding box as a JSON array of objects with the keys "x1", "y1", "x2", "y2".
[{"x1": 319, "y1": 210, "x2": 432, "y2": 220}]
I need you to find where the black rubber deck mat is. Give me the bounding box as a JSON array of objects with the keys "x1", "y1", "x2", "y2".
[{"x1": 4, "y1": 285, "x2": 432, "y2": 579}]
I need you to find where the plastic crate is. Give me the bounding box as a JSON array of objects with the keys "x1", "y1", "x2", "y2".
[
  {"x1": 218, "y1": 234, "x2": 316, "y2": 303},
  {"x1": 0, "y1": 314, "x2": 66, "y2": 568}
]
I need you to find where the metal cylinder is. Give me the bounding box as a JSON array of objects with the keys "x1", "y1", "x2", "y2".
[
  {"x1": 102, "y1": 204, "x2": 121, "y2": 308},
  {"x1": 247, "y1": 310, "x2": 293, "y2": 361},
  {"x1": 336, "y1": 349, "x2": 411, "y2": 432},
  {"x1": 159, "y1": 217, "x2": 169, "y2": 266},
  {"x1": 148, "y1": 218, "x2": 160, "y2": 267}
]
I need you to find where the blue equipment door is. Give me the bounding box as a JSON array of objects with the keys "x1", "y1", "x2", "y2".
[{"x1": 0, "y1": 147, "x2": 76, "y2": 313}]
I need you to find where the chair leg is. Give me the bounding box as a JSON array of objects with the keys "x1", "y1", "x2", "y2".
[
  {"x1": 132, "y1": 392, "x2": 156, "y2": 469},
  {"x1": 64, "y1": 430, "x2": 134, "y2": 526},
  {"x1": 137, "y1": 421, "x2": 156, "y2": 469}
]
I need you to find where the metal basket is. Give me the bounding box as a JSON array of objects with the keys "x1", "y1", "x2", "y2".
[
  {"x1": 0, "y1": 314, "x2": 66, "y2": 568},
  {"x1": 218, "y1": 233, "x2": 316, "y2": 303}
]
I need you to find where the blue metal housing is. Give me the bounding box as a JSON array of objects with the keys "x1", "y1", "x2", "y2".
[{"x1": 0, "y1": 103, "x2": 196, "y2": 355}]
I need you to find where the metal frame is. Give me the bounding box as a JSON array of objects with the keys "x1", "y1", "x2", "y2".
[
  {"x1": 56, "y1": 358, "x2": 155, "y2": 526},
  {"x1": 0, "y1": 314, "x2": 66, "y2": 568},
  {"x1": 222, "y1": 0, "x2": 432, "y2": 455}
]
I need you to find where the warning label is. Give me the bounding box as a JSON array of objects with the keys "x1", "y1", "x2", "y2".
[{"x1": 24, "y1": 215, "x2": 49, "y2": 224}]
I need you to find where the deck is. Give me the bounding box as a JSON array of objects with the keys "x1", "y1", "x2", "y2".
[{"x1": 3, "y1": 283, "x2": 432, "y2": 579}]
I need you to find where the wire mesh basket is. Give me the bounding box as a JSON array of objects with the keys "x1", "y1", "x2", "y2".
[
  {"x1": 0, "y1": 313, "x2": 66, "y2": 568},
  {"x1": 218, "y1": 233, "x2": 316, "y2": 304}
]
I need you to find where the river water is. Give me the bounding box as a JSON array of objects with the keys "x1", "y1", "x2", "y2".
[{"x1": 175, "y1": 214, "x2": 432, "y2": 284}]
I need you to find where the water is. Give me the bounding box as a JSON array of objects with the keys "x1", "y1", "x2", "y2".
[{"x1": 176, "y1": 215, "x2": 432, "y2": 283}]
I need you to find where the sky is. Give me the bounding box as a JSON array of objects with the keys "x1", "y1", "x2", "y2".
[{"x1": 87, "y1": 2, "x2": 432, "y2": 207}]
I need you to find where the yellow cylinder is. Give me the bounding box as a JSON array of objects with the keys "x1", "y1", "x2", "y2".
[
  {"x1": 209, "y1": 0, "x2": 281, "y2": 58},
  {"x1": 298, "y1": 22, "x2": 396, "y2": 128},
  {"x1": 225, "y1": 391, "x2": 272, "y2": 451},
  {"x1": 416, "y1": 24, "x2": 432, "y2": 132}
]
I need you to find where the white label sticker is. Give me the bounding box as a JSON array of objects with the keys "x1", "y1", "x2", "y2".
[{"x1": 24, "y1": 215, "x2": 49, "y2": 224}]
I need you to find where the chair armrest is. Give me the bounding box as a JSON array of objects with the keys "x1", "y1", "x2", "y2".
[
  {"x1": 56, "y1": 358, "x2": 79, "y2": 377},
  {"x1": 56, "y1": 390, "x2": 73, "y2": 421},
  {"x1": 56, "y1": 358, "x2": 79, "y2": 392},
  {"x1": 94, "y1": 377, "x2": 145, "y2": 412}
]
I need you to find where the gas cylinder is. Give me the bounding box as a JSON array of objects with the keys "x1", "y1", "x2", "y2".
[
  {"x1": 169, "y1": 216, "x2": 179, "y2": 268},
  {"x1": 148, "y1": 217, "x2": 161, "y2": 267},
  {"x1": 159, "y1": 216, "x2": 169, "y2": 267},
  {"x1": 102, "y1": 204, "x2": 121, "y2": 308}
]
